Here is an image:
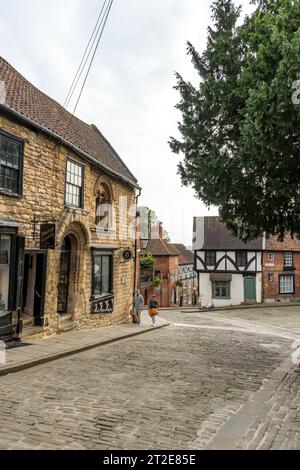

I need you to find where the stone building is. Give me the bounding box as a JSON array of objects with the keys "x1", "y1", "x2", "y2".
[
  {"x1": 263, "y1": 235, "x2": 300, "y2": 302},
  {"x1": 0, "y1": 57, "x2": 140, "y2": 339}
]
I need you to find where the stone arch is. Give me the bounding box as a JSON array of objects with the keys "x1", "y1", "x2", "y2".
[
  {"x1": 94, "y1": 176, "x2": 115, "y2": 231},
  {"x1": 57, "y1": 221, "x2": 90, "y2": 320},
  {"x1": 94, "y1": 174, "x2": 115, "y2": 200}
]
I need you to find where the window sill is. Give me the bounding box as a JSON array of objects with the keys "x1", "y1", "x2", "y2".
[
  {"x1": 91, "y1": 225, "x2": 116, "y2": 234},
  {"x1": 90, "y1": 293, "x2": 114, "y2": 302},
  {"x1": 212, "y1": 297, "x2": 231, "y2": 300},
  {"x1": 283, "y1": 266, "x2": 295, "y2": 271},
  {"x1": 0, "y1": 189, "x2": 22, "y2": 198},
  {"x1": 64, "y1": 205, "x2": 88, "y2": 215}
]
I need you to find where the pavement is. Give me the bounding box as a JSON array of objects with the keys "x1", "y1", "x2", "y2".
[
  {"x1": 0, "y1": 313, "x2": 169, "y2": 377},
  {"x1": 0, "y1": 306, "x2": 299, "y2": 450}
]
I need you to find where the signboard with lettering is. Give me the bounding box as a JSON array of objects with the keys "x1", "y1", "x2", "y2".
[{"x1": 40, "y1": 224, "x2": 56, "y2": 250}]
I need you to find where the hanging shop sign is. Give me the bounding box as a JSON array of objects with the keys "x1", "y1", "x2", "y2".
[{"x1": 40, "y1": 224, "x2": 56, "y2": 250}]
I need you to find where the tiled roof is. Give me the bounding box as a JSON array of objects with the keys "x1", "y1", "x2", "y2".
[
  {"x1": 141, "y1": 238, "x2": 179, "y2": 257},
  {"x1": 265, "y1": 234, "x2": 300, "y2": 252},
  {"x1": 0, "y1": 57, "x2": 138, "y2": 187},
  {"x1": 194, "y1": 216, "x2": 263, "y2": 250},
  {"x1": 169, "y1": 243, "x2": 194, "y2": 265}
]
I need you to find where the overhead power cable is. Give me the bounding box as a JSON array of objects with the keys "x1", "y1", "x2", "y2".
[
  {"x1": 71, "y1": 0, "x2": 114, "y2": 117},
  {"x1": 63, "y1": 0, "x2": 109, "y2": 109}
]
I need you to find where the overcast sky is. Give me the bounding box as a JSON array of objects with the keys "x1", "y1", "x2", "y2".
[{"x1": 0, "y1": 0, "x2": 253, "y2": 246}]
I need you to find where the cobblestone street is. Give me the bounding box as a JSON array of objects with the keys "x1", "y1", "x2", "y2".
[{"x1": 0, "y1": 306, "x2": 299, "y2": 450}]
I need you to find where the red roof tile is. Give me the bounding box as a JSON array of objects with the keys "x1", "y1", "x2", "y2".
[
  {"x1": 0, "y1": 57, "x2": 138, "y2": 187},
  {"x1": 265, "y1": 234, "x2": 300, "y2": 251}
]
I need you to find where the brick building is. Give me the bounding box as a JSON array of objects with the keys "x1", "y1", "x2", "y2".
[
  {"x1": 0, "y1": 57, "x2": 140, "y2": 340},
  {"x1": 263, "y1": 235, "x2": 300, "y2": 301},
  {"x1": 140, "y1": 224, "x2": 179, "y2": 308}
]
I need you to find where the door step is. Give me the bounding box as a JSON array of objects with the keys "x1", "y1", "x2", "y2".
[
  {"x1": 20, "y1": 325, "x2": 44, "y2": 340},
  {"x1": 59, "y1": 321, "x2": 79, "y2": 333}
]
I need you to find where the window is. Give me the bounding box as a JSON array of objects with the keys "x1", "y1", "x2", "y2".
[
  {"x1": 279, "y1": 274, "x2": 294, "y2": 294},
  {"x1": 0, "y1": 131, "x2": 23, "y2": 195},
  {"x1": 212, "y1": 281, "x2": 230, "y2": 299},
  {"x1": 65, "y1": 159, "x2": 83, "y2": 208},
  {"x1": 95, "y1": 182, "x2": 113, "y2": 230},
  {"x1": 236, "y1": 251, "x2": 247, "y2": 267},
  {"x1": 92, "y1": 251, "x2": 113, "y2": 297},
  {"x1": 205, "y1": 251, "x2": 216, "y2": 266},
  {"x1": 268, "y1": 253, "x2": 275, "y2": 262},
  {"x1": 0, "y1": 234, "x2": 11, "y2": 312},
  {"x1": 268, "y1": 273, "x2": 274, "y2": 282},
  {"x1": 284, "y1": 252, "x2": 293, "y2": 267}
]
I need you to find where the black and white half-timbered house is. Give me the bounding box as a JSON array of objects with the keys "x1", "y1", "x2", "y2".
[{"x1": 193, "y1": 217, "x2": 263, "y2": 307}]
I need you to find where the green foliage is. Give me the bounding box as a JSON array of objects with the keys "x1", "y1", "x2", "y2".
[
  {"x1": 152, "y1": 276, "x2": 162, "y2": 288},
  {"x1": 138, "y1": 206, "x2": 170, "y2": 241},
  {"x1": 170, "y1": 0, "x2": 300, "y2": 240},
  {"x1": 140, "y1": 253, "x2": 154, "y2": 270}
]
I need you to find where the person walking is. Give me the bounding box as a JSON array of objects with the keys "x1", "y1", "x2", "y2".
[
  {"x1": 133, "y1": 289, "x2": 144, "y2": 325},
  {"x1": 148, "y1": 294, "x2": 159, "y2": 326}
]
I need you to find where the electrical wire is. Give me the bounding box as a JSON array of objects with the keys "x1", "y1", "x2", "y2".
[
  {"x1": 71, "y1": 0, "x2": 114, "y2": 116},
  {"x1": 63, "y1": 0, "x2": 109, "y2": 109}
]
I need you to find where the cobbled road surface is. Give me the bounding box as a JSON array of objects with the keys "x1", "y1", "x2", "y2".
[{"x1": 0, "y1": 307, "x2": 299, "y2": 450}]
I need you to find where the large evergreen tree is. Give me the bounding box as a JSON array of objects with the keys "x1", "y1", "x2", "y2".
[{"x1": 170, "y1": 0, "x2": 300, "y2": 240}]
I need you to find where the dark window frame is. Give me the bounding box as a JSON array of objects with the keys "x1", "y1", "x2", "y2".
[
  {"x1": 65, "y1": 158, "x2": 84, "y2": 209},
  {"x1": 236, "y1": 251, "x2": 247, "y2": 267},
  {"x1": 279, "y1": 274, "x2": 294, "y2": 294},
  {"x1": 212, "y1": 281, "x2": 231, "y2": 299},
  {"x1": 0, "y1": 130, "x2": 24, "y2": 196},
  {"x1": 91, "y1": 249, "x2": 114, "y2": 299},
  {"x1": 205, "y1": 250, "x2": 216, "y2": 266}
]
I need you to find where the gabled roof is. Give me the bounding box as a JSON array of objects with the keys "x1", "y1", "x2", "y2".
[
  {"x1": 141, "y1": 238, "x2": 179, "y2": 257},
  {"x1": 194, "y1": 216, "x2": 263, "y2": 251},
  {"x1": 169, "y1": 243, "x2": 194, "y2": 265},
  {"x1": 0, "y1": 57, "x2": 139, "y2": 188},
  {"x1": 265, "y1": 234, "x2": 300, "y2": 252}
]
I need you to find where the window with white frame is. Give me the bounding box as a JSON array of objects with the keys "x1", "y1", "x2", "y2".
[
  {"x1": 268, "y1": 253, "x2": 275, "y2": 262},
  {"x1": 268, "y1": 273, "x2": 274, "y2": 282},
  {"x1": 283, "y1": 252, "x2": 293, "y2": 267},
  {"x1": 65, "y1": 159, "x2": 83, "y2": 208},
  {"x1": 279, "y1": 274, "x2": 294, "y2": 294}
]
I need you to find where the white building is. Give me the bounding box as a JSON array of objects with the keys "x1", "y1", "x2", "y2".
[{"x1": 193, "y1": 217, "x2": 263, "y2": 307}]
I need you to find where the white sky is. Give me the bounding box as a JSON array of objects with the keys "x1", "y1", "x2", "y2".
[{"x1": 0, "y1": 0, "x2": 253, "y2": 245}]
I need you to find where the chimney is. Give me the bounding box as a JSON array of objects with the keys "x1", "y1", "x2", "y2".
[{"x1": 159, "y1": 222, "x2": 163, "y2": 240}]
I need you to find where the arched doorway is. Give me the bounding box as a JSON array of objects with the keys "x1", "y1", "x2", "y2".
[{"x1": 57, "y1": 235, "x2": 74, "y2": 314}]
